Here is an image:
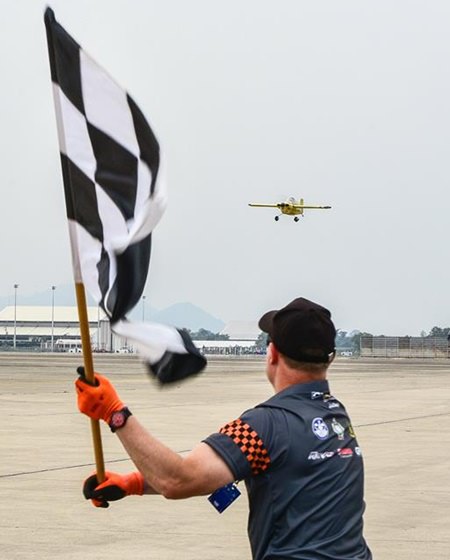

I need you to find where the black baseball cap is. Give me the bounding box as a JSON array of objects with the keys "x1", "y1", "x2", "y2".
[{"x1": 258, "y1": 297, "x2": 336, "y2": 363}]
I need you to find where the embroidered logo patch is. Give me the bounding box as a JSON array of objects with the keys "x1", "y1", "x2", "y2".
[
  {"x1": 331, "y1": 418, "x2": 346, "y2": 440},
  {"x1": 311, "y1": 417, "x2": 329, "y2": 440}
]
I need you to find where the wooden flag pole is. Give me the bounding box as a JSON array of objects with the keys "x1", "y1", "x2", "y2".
[{"x1": 75, "y1": 282, "x2": 105, "y2": 482}]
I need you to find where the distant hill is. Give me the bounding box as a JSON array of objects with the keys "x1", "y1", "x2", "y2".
[
  {"x1": 0, "y1": 286, "x2": 224, "y2": 333},
  {"x1": 151, "y1": 302, "x2": 225, "y2": 332}
]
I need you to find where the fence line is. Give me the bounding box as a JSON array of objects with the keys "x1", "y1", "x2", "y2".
[{"x1": 360, "y1": 336, "x2": 449, "y2": 358}]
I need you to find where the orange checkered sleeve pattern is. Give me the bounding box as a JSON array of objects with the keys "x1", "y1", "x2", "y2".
[{"x1": 219, "y1": 418, "x2": 271, "y2": 475}]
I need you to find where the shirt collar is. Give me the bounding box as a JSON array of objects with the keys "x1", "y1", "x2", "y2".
[{"x1": 269, "y1": 379, "x2": 330, "y2": 402}]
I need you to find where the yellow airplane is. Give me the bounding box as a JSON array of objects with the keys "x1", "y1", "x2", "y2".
[{"x1": 248, "y1": 197, "x2": 332, "y2": 222}]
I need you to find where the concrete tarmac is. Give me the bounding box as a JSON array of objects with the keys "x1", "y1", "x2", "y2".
[{"x1": 1, "y1": 353, "x2": 449, "y2": 559}]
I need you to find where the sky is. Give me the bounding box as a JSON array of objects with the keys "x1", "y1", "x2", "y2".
[{"x1": 1, "y1": 0, "x2": 449, "y2": 336}]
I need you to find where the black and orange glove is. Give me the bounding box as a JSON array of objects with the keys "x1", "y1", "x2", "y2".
[
  {"x1": 75, "y1": 367, "x2": 124, "y2": 423},
  {"x1": 83, "y1": 471, "x2": 145, "y2": 508}
]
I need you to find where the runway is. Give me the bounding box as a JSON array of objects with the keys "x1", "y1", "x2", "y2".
[{"x1": 1, "y1": 353, "x2": 449, "y2": 559}]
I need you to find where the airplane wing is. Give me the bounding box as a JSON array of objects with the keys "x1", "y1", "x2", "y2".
[
  {"x1": 248, "y1": 203, "x2": 281, "y2": 208},
  {"x1": 291, "y1": 205, "x2": 332, "y2": 209}
]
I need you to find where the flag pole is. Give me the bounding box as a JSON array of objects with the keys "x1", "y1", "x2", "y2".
[{"x1": 75, "y1": 282, "x2": 105, "y2": 482}]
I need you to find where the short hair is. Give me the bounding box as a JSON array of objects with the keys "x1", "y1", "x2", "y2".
[{"x1": 280, "y1": 350, "x2": 332, "y2": 374}]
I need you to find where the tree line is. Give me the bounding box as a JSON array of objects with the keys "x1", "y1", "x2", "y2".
[
  {"x1": 186, "y1": 329, "x2": 230, "y2": 341},
  {"x1": 186, "y1": 326, "x2": 450, "y2": 355}
]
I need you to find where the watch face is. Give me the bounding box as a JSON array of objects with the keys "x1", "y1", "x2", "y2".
[
  {"x1": 111, "y1": 411, "x2": 125, "y2": 428},
  {"x1": 109, "y1": 407, "x2": 131, "y2": 432}
]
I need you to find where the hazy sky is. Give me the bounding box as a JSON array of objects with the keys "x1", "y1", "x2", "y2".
[{"x1": 1, "y1": 1, "x2": 449, "y2": 336}]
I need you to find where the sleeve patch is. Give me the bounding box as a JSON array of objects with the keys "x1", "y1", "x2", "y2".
[{"x1": 219, "y1": 418, "x2": 271, "y2": 475}]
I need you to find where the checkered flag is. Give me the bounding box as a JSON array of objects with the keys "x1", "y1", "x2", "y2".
[{"x1": 44, "y1": 8, "x2": 206, "y2": 383}]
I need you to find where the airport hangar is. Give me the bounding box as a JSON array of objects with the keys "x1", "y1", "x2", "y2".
[
  {"x1": 0, "y1": 307, "x2": 261, "y2": 354},
  {"x1": 0, "y1": 306, "x2": 112, "y2": 352}
]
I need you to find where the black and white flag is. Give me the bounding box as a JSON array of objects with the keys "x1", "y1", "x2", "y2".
[{"x1": 44, "y1": 8, "x2": 206, "y2": 383}]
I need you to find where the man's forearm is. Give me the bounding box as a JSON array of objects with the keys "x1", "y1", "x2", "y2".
[
  {"x1": 116, "y1": 416, "x2": 188, "y2": 498},
  {"x1": 115, "y1": 415, "x2": 235, "y2": 499}
]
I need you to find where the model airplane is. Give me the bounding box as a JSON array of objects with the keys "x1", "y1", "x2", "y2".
[{"x1": 248, "y1": 197, "x2": 332, "y2": 222}]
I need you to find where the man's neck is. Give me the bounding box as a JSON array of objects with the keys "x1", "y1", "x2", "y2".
[{"x1": 273, "y1": 369, "x2": 327, "y2": 393}]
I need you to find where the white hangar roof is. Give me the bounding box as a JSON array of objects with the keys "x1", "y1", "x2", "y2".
[
  {"x1": 194, "y1": 339, "x2": 256, "y2": 349},
  {"x1": 6, "y1": 326, "x2": 83, "y2": 337},
  {"x1": 0, "y1": 306, "x2": 105, "y2": 323}
]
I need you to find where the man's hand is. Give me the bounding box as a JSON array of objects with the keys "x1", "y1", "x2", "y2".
[
  {"x1": 75, "y1": 368, "x2": 125, "y2": 423},
  {"x1": 83, "y1": 471, "x2": 145, "y2": 508}
]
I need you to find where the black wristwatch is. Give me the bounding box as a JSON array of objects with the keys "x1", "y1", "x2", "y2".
[{"x1": 109, "y1": 407, "x2": 132, "y2": 433}]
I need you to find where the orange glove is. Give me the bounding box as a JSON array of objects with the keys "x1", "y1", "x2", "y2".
[
  {"x1": 83, "y1": 471, "x2": 145, "y2": 508},
  {"x1": 75, "y1": 367, "x2": 124, "y2": 423}
]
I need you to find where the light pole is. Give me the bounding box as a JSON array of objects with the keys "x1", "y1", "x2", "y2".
[
  {"x1": 51, "y1": 286, "x2": 56, "y2": 352},
  {"x1": 97, "y1": 305, "x2": 100, "y2": 351},
  {"x1": 142, "y1": 295, "x2": 146, "y2": 321},
  {"x1": 13, "y1": 284, "x2": 18, "y2": 350}
]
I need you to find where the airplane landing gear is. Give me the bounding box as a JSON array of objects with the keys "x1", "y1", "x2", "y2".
[
  {"x1": 274, "y1": 216, "x2": 280, "y2": 221},
  {"x1": 294, "y1": 217, "x2": 299, "y2": 222}
]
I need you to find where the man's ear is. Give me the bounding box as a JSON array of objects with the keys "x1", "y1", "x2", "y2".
[{"x1": 268, "y1": 342, "x2": 279, "y2": 365}]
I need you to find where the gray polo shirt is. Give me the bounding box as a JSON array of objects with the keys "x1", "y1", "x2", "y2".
[{"x1": 204, "y1": 380, "x2": 372, "y2": 560}]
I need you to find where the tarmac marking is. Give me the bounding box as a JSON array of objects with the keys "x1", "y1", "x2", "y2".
[
  {"x1": 0, "y1": 450, "x2": 192, "y2": 479},
  {"x1": 356, "y1": 410, "x2": 450, "y2": 428},
  {"x1": 2, "y1": 409, "x2": 449, "y2": 479}
]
